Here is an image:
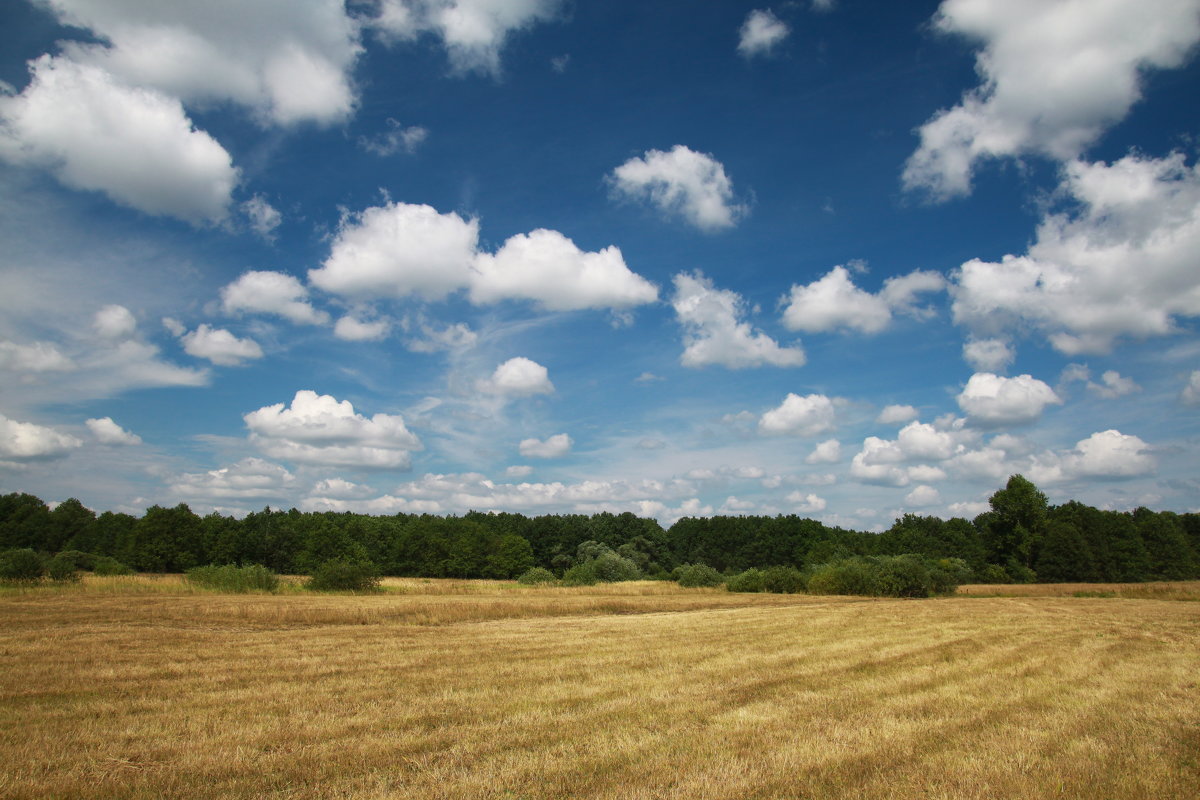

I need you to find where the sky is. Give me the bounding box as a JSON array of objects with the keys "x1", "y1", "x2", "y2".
[{"x1": 1, "y1": 0, "x2": 1199, "y2": 529}]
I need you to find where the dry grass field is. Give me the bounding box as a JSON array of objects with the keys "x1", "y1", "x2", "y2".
[{"x1": 2, "y1": 577, "x2": 1198, "y2": 799}]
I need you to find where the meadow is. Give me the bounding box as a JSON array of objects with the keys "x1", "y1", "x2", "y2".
[{"x1": 2, "y1": 577, "x2": 1198, "y2": 799}]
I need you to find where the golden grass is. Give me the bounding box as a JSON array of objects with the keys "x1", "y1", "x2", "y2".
[
  {"x1": 957, "y1": 580, "x2": 1200, "y2": 601},
  {"x1": 2, "y1": 578, "x2": 1198, "y2": 799}
]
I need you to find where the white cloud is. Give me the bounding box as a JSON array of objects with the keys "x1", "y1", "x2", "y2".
[
  {"x1": 242, "y1": 195, "x2": 281, "y2": 239},
  {"x1": 0, "y1": 55, "x2": 237, "y2": 224},
  {"x1": 471, "y1": 229, "x2": 658, "y2": 310},
  {"x1": 518, "y1": 433, "x2": 572, "y2": 458},
  {"x1": 371, "y1": 0, "x2": 562, "y2": 76},
  {"x1": 85, "y1": 417, "x2": 141, "y2": 446},
  {"x1": 41, "y1": 0, "x2": 361, "y2": 126},
  {"x1": 181, "y1": 324, "x2": 264, "y2": 366},
  {"x1": 505, "y1": 465, "x2": 534, "y2": 478},
  {"x1": 759, "y1": 393, "x2": 836, "y2": 436},
  {"x1": 903, "y1": 0, "x2": 1200, "y2": 199},
  {"x1": 1089, "y1": 370, "x2": 1140, "y2": 399},
  {"x1": 812, "y1": 0, "x2": 836, "y2": 11},
  {"x1": 309, "y1": 201, "x2": 479, "y2": 300},
  {"x1": 478, "y1": 357, "x2": 555, "y2": 397},
  {"x1": 334, "y1": 315, "x2": 392, "y2": 342},
  {"x1": 957, "y1": 372, "x2": 1061, "y2": 425},
  {"x1": 0, "y1": 341, "x2": 74, "y2": 373},
  {"x1": 963, "y1": 337, "x2": 1013, "y2": 372},
  {"x1": 781, "y1": 265, "x2": 945, "y2": 334},
  {"x1": 93, "y1": 304, "x2": 137, "y2": 339},
  {"x1": 1029, "y1": 429, "x2": 1156, "y2": 483},
  {"x1": 786, "y1": 492, "x2": 827, "y2": 513},
  {"x1": 610, "y1": 145, "x2": 747, "y2": 231},
  {"x1": 244, "y1": 390, "x2": 423, "y2": 469},
  {"x1": 951, "y1": 153, "x2": 1200, "y2": 354},
  {"x1": 221, "y1": 270, "x2": 329, "y2": 325},
  {"x1": 1183, "y1": 370, "x2": 1200, "y2": 405},
  {"x1": 877, "y1": 404, "x2": 918, "y2": 425},
  {"x1": 805, "y1": 438, "x2": 841, "y2": 464},
  {"x1": 360, "y1": 118, "x2": 428, "y2": 156},
  {"x1": 672, "y1": 272, "x2": 806, "y2": 369},
  {"x1": 905, "y1": 485, "x2": 941, "y2": 507},
  {"x1": 404, "y1": 321, "x2": 476, "y2": 352},
  {"x1": 896, "y1": 421, "x2": 958, "y2": 461},
  {"x1": 310, "y1": 477, "x2": 373, "y2": 499},
  {"x1": 738, "y1": 10, "x2": 790, "y2": 58},
  {"x1": 0, "y1": 412, "x2": 82, "y2": 461},
  {"x1": 169, "y1": 458, "x2": 295, "y2": 501}
]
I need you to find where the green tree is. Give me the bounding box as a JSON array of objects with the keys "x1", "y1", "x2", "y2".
[
  {"x1": 980, "y1": 475, "x2": 1048, "y2": 568},
  {"x1": 1034, "y1": 521, "x2": 1094, "y2": 582}
]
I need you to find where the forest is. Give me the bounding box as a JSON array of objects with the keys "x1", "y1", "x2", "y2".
[{"x1": 2, "y1": 475, "x2": 1198, "y2": 584}]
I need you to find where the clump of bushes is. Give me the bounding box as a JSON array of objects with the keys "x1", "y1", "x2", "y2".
[
  {"x1": 44, "y1": 553, "x2": 81, "y2": 582},
  {"x1": 673, "y1": 563, "x2": 723, "y2": 588},
  {"x1": 561, "y1": 561, "x2": 598, "y2": 586},
  {"x1": 726, "y1": 565, "x2": 807, "y2": 594},
  {"x1": 92, "y1": 556, "x2": 134, "y2": 576},
  {"x1": 306, "y1": 558, "x2": 380, "y2": 592},
  {"x1": 806, "y1": 554, "x2": 961, "y2": 598},
  {"x1": 726, "y1": 567, "x2": 765, "y2": 593},
  {"x1": 0, "y1": 548, "x2": 45, "y2": 582},
  {"x1": 560, "y1": 541, "x2": 642, "y2": 586},
  {"x1": 186, "y1": 563, "x2": 280, "y2": 593},
  {"x1": 517, "y1": 566, "x2": 557, "y2": 585}
]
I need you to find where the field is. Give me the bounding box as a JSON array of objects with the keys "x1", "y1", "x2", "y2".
[{"x1": 2, "y1": 578, "x2": 1198, "y2": 799}]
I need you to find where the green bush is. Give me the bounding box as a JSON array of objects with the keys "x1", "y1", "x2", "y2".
[
  {"x1": 806, "y1": 555, "x2": 962, "y2": 598},
  {"x1": 561, "y1": 561, "x2": 598, "y2": 586},
  {"x1": 306, "y1": 559, "x2": 380, "y2": 592},
  {"x1": 186, "y1": 563, "x2": 280, "y2": 593},
  {"x1": 92, "y1": 556, "x2": 134, "y2": 576},
  {"x1": 0, "y1": 548, "x2": 44, "y2": 582},
  {"x1": 806, "y1": 557, "x2": 880, "y2": 596},
  {"x1": 874, "y1": 554, "x2": 936, "y2": 598},
  {"x1": 44, "y1": 553, "x2": 81, "y2": 582},
  {"x1": 761, "y1": 565, "x2": 806, "y2": 594},
  {"x1": 978, "y1": 564, "x2": 1010, "y2": 584},
  {"x1": 726, "y1": 568, "x2": 765, "y2": 593},
  {"x1": 516, "y1": 566, "x2": 557, "y2": 585},
  {"x1": 590, "y1": 551, "x2": 641, "y2": 582},
  {"x1": 53, "y1": 550, "x2": 96, "y2": 571},
  {"x1": 674, "y1": 563, "x2": 724, "y2": 588}
]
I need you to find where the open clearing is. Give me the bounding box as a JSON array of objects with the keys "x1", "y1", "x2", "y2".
[{"x1": 2, "y1": 578, "x2": 1198, "y2": 799}]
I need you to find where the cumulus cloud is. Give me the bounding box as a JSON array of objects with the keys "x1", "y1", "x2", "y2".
[
  {"x1": 93, "y1": 304, "x2": 138, "y2": 339},
  {"x1": 0, "y1": 341, "x2": 74, "y2": 373},
  {"x1": 963, "y1": 337, "x2": 1013, "y2": 372},
  {"x1": 40, "y1": 0, "x2": 361, "y2": 125},
  {"x1": 805, "y1": 438, "x2": 841, "y2": 464},
  {"x1": 1183, "y1": 370, "x2": 1200, "y2": 405},
  {"x1": 877, "y1": 404, "x2": 918, "y2": 425},
  {"x1": 957, "y1": 372, "x2": 1061, "y2": 425},
  {"x1": 310, "y1": 477, "x2": 374, "y2": 499},
  {"x1": 738, "y1": 10, "x2": 790, "y2": 58},
  {"x1": 180, "y1": 324, "x2": 264, "y2": 366},
  {"x1": 1088, "y1": 370, "x2": 1141, "y2": 399},
  {"x1": 244, "y1": 390, "x2": 423, "y2": 469},
  {"x1": 759, "y1": 393, "x2": 836, "y2": 436},
  {"x1": 371, "y1": 0, "x2": 562, "y2": 76},
  {"x1": 0, "y1": 55, "x2": 237, "y2": 224},
  {"x1": 903, "y1": 0, "x2": 1200, "y2": 199},
  {"x1": 478, "y1": 357, "x2": 555, "y2": 397},
  {"x1": 471, "y1": 229, "x2": 658, "y2": 310},
  {"x1": 85, "y1": 417, "x2": 142, "y2": 446},
  {"x1": 787, "y1": 492, "x2": 827, "y2": 513},
  {"x1": 310, "y1": 202, "x2": 480, "y2": 300},
  {"x1": 0, "y1": 412, "x2": 82, "y2": 461},
  {"x1": 1030, "y1": 429, "x2": 1155, "y2": 483},
  {"x1": 334, "y1": 315, "x2": 391, "y2": 342},
  {"x1": 951, "y1": 153, "x2": 1200, "y2": 354},
  {"x1": 518, "y1": 433, "x2": 572, "y2": 458},
  {"x1": 169, "y1": 457, "x2": 295, "y2": 501},
  {"x1": 781, "y1": 265, "x2": 945, "y2": 334},
  {"x1": 905, "y1": 485, "x2": 941, "y2": 507},
  {"x1": 672, "y1": 272, "x2": 806, "y2": 369},
  {"x1": 221, "y1": 270, "x2": 329, "y2": 325},
  {"x1": 610, "y1": 145, "x2": 747, "y2": 231},
  {"x1": 505, "y1": 465, "x2": 534, "y2": 478},
  {"x1": 242, "y1": 195, "x2": 281, "y2": 239},
  {"x1": 359, "y1": 118, "x2": 428, "y2": 156}
]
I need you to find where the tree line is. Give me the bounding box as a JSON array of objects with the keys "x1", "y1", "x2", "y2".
[{"x1": 2, "y1": 475, "x2": 1198, "y2": 583}]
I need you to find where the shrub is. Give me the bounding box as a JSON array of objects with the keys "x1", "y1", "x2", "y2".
[
  {"x1": 92, "y1": 556, "x2": 134, "y2": 576},
  {"x1": 761, "y1": 565, "x2": 806, "y2": 594},
  {"x1": 590, "y1": 551, "x2": 641, "y2": 582},
  {"x1": 978, "y1": 564, "x2": 1010, "y2": 584},
  {"x1": 874, "y1": 554, "x2": 936, "y2": 598},
  {"x1": 806, "y1": 558, "x2": 879, "y2": 596},
  {"x1": 0, "y1": 548, "x2": 44, "y2": 582},
  {"x1": 44, "y1": 553, "x2": 81, "y2": 582},
  {"x1": 517, "y1": 566, "x2": 557, "y2": 585},
  {"x1": 806, "y1": 555, "x2": 962, "y2": 598},
  {"x1": 674, "y1": 563, "x2": 724, "y2": 588},
  {"x1": 726, "y1": 568, "x2": 765, "y2": 593},
  {"x1": 186, "y1": 564, "x2": 280, "y2": 593},
  {"x1": 561, "y1": 561, "x2": 598, "y2": 586},
  {"x1": 306, "y1": 559, "x2": 380, "y2": 592},
  {"x1": 53, "y1": 550, "x2": 96, "y2": 571}
]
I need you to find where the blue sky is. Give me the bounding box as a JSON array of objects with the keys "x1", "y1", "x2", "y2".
[{"x1": 1, "y1": 0, "x2": 1199, "y2": 528}]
